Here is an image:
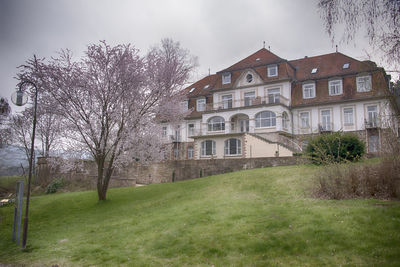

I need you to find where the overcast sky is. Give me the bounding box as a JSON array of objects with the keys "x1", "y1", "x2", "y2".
[{"x1": 0, "y1": 0, "x2": 385, "y2": 112}]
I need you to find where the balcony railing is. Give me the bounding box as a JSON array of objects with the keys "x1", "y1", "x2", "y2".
[
  {"x1": 318, "y1": 123, "x2": 334, "y2": 132},
  {"x1": 205, "y1": 95, "x2": 289, "y2": 112},
  {"x1": 365, "y1": 119, "x2": 379, "y2": 129}
]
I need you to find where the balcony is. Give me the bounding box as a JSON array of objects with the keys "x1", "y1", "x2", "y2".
[
  {"x1": 170, "y1": 134, "x2": 181, "y2": 142},
  {"x1": 205, "y1": 95, "x2": 289, "y2": 112},
  {"x1": 365, "y1": 119, "x2": 379, "y2": 129},
  {"x1": 318, "y1": 123, "x2": 334, "y2": 133}
]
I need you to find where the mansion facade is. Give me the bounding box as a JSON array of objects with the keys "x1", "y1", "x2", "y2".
[{"x1": 161, "y1": 48, "x2": 397, "y2": 160}]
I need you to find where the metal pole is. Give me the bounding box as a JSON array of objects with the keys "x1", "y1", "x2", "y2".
[{"x1": 21, "y1": 81, "x2": 38, "y2": 249}]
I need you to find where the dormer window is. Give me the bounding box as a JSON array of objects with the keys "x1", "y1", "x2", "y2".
[
  {"x1": 311, "y1": 68, "x2": 318, "y2": 74},
  {"x1": 246, "y1": 74, "x2": 253, "y2": 83},
  {"x1": 203, "y1": 84, "x2": 209, "y2": 89},
  {"x1": 343, "y1": 63, "x2": 350, "y2": 69},
  {"x1": 267, "y1": 65, "x2": 278, "y2": 77},
  {"x1": 189, "y1": 87, "x2": 195, "y2": 93},
  {"x1": 302, "y1": 83, "x2": 316, "y2": 99},
  {"x1": 357, "y1": 75, "x2": 372, "y2": 92},
  {"x1": 222, "y1": 73, "x2": 231, "y2": 84},
  {"x1": 329, "y1": 79, "x2": 343, "y2": 95},
  {"x1": 196, "y1": 98, "x2": 206, "y2": 111}
]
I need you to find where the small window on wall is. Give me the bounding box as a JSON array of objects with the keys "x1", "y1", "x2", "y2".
[
  {"x1": 197, "y1": 98, "x2": 206, "y2": 111},
  {"x1": 224, "y1": 138, "x2": 242, "y2": 155},
  {"x1": 343, "y1": 107, "x2": 354, "y2": 125},
  {"x1": 300, "y1": 112, "x2": 310, "y2": 128},
  {"x1": 329, "y1": 80, "x2": 343, "y2": 95},
  {"x1": 162, "y1": 126, "x2": 167, "y2": 137},
  {"x1": 267, "y1": 65, "x2": 278, "y2": 77},
  {"x1": 302, "y1": 83, "x2": 315, "y2": 99},
  {"x1": 357, "y1": 76, "x2": 372, "y2": 92},
  {"x1": 201, "y1": 140, "x2": 216, "y2": 156},
  {"x1": 188, "y1": 124, "x2": 195, "y2": 136},
  {"x1": 187, "y1": 146, "x2": 194, "y2": 159},
  {"x1": 222, "y1": 73, "x2": 231, "y2": 84}
]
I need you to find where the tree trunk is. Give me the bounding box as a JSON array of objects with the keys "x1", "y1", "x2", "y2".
[{"x1": 96, "y1": 158, "x2": 106, "y2": 201}]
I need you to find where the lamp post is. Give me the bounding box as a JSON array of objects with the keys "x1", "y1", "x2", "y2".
[{"x1": 11, "y1": 80, "x2": 38, "y2": 249}]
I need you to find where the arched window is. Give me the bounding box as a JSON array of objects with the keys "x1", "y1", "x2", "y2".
[
  {"x1": 255, "y1": 111, "x2": 276, "y2": 128},
  {"x1": 201, "y1": 140, "x2": 216, "y2": 156},
  {"x1": 208, "y1": 116, "x2": 225, "y2": 131},
  {"x1": 187, "y1": 146, "x2": 194, "y2": 159},
  {"x1": 224, "y1": 138, "x2": 242, "y2": 155},
  {"x1": 282, "y1": 112, "x2": 289, "y2": 130}
]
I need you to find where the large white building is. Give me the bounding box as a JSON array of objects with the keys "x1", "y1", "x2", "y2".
[{"x1": 161, "y1": 48, "x2": 397, "y2": 160}]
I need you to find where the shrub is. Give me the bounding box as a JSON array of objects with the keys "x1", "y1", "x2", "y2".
[
  {"x1": 306, "y1": 132, "x2": 365, "y2": 164},
  {"x1": 46, "y1": 178, "x2": 64, "y2": 194},
  {"x1": 314, "y1": 157, "x2": 400, "y2": 200}
]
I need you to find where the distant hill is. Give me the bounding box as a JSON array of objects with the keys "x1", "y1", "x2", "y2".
[{"x1": 0, "y1": 145, "x2": 37, "y2": 176}]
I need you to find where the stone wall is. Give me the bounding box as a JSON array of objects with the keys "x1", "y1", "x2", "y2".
[{"x1": 131, "y1": 156, "x2": 305, "y2": 184}]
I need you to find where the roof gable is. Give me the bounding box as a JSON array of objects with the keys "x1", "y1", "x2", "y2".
[{"x1": 220, "y1": 48, "x2": 284, "y2": 73}]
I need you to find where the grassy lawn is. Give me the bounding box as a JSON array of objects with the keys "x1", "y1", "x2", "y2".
[{"x1": 0, "y1": 164, "x2": 399, "y2": 266}]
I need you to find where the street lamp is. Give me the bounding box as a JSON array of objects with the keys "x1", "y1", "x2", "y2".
[{"x1": 11, "y1": 80, "x2": 38, "y2": 249}]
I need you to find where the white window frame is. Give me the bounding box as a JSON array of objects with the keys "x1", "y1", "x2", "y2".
[
  {"x1": 320, "y1": 109, "x2": 332, "y2": 131},
  {"x1": 208, "y1": 116, "x2": 225, "y2": 132},
  {"x1": 222, "y1": 73, "x2": 231, "y2": 84},
  {"x1": 329, "y1": 79, "x2": 343, "y2": 95},
  {"x1": 302, "y1": 83, "x2": 316, "y2": 99},
  {"x1": 255, "y1": 111, "x2": 276, "y2": 128},
  {"x1": 366, "y1": 104, "x2": 378, "y2": 125},
  {"x1": 187, "y1": 146, "x2": 194, "y2": 159},
  {"x1": 282, "y1": 112, "x2": 289, "y2": 130},
  {"x1": 196, "y1": 98, "x2": 206, "y2": 112},
  {"x1": 357, "y1": 75, "x2": 372, "y2": 92},
  {"x1": 201, "y1": 140, "x2": 216, "y2": 156},
  {"x1": 244, "y1": 91, "x2": 256, "y2": 106},
  {"x1": 224, "y1": 138, "x2": 242, "y2": 156},
  {"x1": 343, "y1": 107, "x2": 354, "y2": 126},
  {"x1": 188, "y1": 123, "x2": 195, "y2": 136},
  {"x1": 267, "y1": 88, "x2": 281, "y2": 104},
  {"x1": 221, "y1": 94, "x2": 233, "y2": 109},
  {"x1": 299, "y1": 112, "x2": 310, "y2": 128},
  {"x1": 267, "y1": 65, "x2": 278, "y2": 77}
]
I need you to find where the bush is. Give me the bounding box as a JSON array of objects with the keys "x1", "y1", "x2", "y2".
[
  {"x1": 306, "y1": 132, "x2": 365, "y2": 164},
  {"x1": 46, "y1": 178, "x2": 64, "y2": 194},
  {"x1": 314, "y1": 157, "x2": 400, "y2": 200}
]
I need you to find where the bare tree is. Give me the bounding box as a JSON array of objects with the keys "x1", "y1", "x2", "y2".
[
  {"x1": 10, "y1": 110, "x2": 33, "y2": 162},
  {"x1": 0, "y1": 97, "x2": 12, "y2": 148},
  {"x1": 318, "y1": 0, "x2": 400, "y2": 67},
  {"x1": 21, "y1": 39, "x2": 196, "y2": 200}
]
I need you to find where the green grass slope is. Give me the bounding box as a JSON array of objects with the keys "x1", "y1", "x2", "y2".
[{"x1": 0, "y1": 164, "x2": 399, "y2": 266}]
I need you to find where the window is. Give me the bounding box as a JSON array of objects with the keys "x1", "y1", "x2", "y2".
[
  {"x1": 197, "y1": 98, "x2": 206, "y2": 111},
  {"x1": 268, "y1": 88, "x2": 280, "y2": 103},
  {"x1": 329, "y1": 80, "x2": 343, "y2": 95},
  {"x1": 343, "y1": 63, "x2": 350, "y2": 69},
  {"x1": 203, "y1": 84, "x2": 209, "y2": 89},
  {"x1": 367, "y1": 105, "x2": 378, "y2": 126},
  {"x1": 187, "y1": 146, "x2": 194, "y2": 159},
  {"x1": 311, "y1": 68, "x2": 318, "y2": 74},
  {"x1": 357, "y1": 76, "x2": 372, "y2": 92},
  {"x1": 174, "y1": 126, "x2": 181, "y2": 141},
  {"x1": 222, "y1": 94, "x2": 233, "y2": 109},
  {"x1": 282, "y1": 112, "x2": 289, "y2": 130},
  {"x1": 189, "y1": 87, "x2": 195, "y2": 93},
  {"x1": 188, "y1": 123, "x2": 195, "y2": 136},
  {"x1": 162, "y1": 126, "x2": 167, "y2": 137},
  {"x1": 300, "y1": 112, "x2": 310, "y2": 128},
  {"x1": 255, "y1": 111, "x2": 276, "y2": 128},
  {"x1": 267, "y1": 65, "x2": 278, "y2": 77},
  {"x1": 246, "y1": 74, "x2": 253, "y2": 83},
  {"x1": 244, "y1": 91, "x2": 255, "y2": 106},
  {"x1": 320, "y1": 110, "x2": 332, "y2": 131},
  {"x1": 224, "y1": 138, "x2": 242, "y2": 155},
  {"x1": 201, "y1": 140, "x2": 216, "y2": 156},
  {"x1": 174, "y1": 148, "x2": 179, "y2": 159},
  {"x1": 180, "y1": 100, "x2": 189, "y2": 111},
  {"x1": 222, "y1": 73, "x2": 231, "y2": 84},
  {"x1": 343, "y1": 107, "x2": 354, "y2": 125},
  {"x1": 302, "y1": 83, "x2": 315, "y2": 99},
  {"x1": 208, "y1": 116, "x2": 225, "y2": 131}
]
